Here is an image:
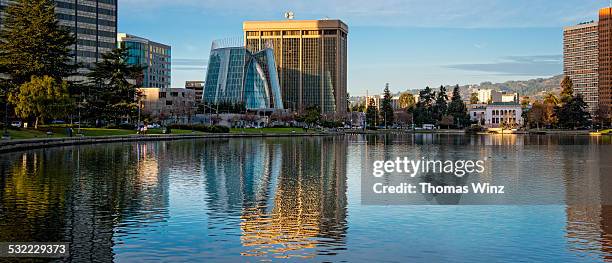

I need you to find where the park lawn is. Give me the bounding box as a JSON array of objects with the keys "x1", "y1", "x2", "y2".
[
  {"x1": 6, "y1": 128, "x2": 66, "y2": 139},
  {"x1": 230, "y1": 127, "x2": 310, "y2": 134},
  {"x1": 601, "y1": 129, "x2": 611, "y2": 134},
  {"x1": 3, "y1": 128, "x2": 204, "y2": 139}
]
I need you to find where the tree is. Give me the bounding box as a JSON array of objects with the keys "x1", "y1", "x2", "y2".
[
  {"x1": 86, "y1": 47, "x2": 144, "y2": 124},
  {"x1": 520, "y1": 97, "x2": 530, "y2": 108},
  {"x1": 366, "y1": 98, "x2": 378, "y2": 127},
  {"x1": 0, "y1": 0, "x2": 76, "y2": 85},
  {"x1": 527, "y1": 101, "x2": 545, "y2": 129},
  {"x1": 469, "y1": 93, "x2": 479, "y2": 104},
  {"x1": 398, "y1": 92, "x2": 416, "y2": 110},
  {"x1": 9, "y1": 75, "x2": 71, "y2": 128},
  {"x1": 413, "y1": 87, "x2": 435, "y2": 125},
  {"x1": 381, "y1": 84, "x2": 394, "y2": 128},
  {"x1": 394, "y1": 110, "x2": 412, "y2": 128},
  {"x1": 556, "y1": 94, "x2": 591, "y2": 129},
  {"x1": 303, "y1": 106, "x2": 321, "y2": 128},
  {"x1": 432, "y1": 85, "x2": 448, "y2": 122},
  {"x1": 543, "y1": 92, "x2": 560, "y2": 106},
  {"x1": 595, "y1": 107, "x2": 611, "y2": 128},
  {"x1": 560, "y1": 76, "x2": 574, "y2": 103},
  {"x1": 447, "y1": 85, "x2": 470, "y2": 128}
]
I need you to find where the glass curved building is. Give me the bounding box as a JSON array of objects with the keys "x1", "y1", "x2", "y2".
[{"x1": 204, "y1": 41, "x2": 283, "y2": 110}]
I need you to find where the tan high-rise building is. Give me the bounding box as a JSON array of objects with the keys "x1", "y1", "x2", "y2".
[
  {"x1": 243, "y1": 19, "x2": 348, "y2": 113},
  {"x1": 563, "y1": 21, "x2": 600, "y2": 114},
  {"x1": 599, "y1": 7, "x2": 612, "y2": 114}
]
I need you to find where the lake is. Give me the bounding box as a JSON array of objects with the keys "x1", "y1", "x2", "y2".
[{"x1": 0, "y1": 134, "x2": 611, "y2": 262}]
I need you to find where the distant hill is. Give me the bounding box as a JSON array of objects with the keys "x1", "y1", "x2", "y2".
[
  {"x1": 402, "y1": 75, "x2": 564, "y2": 99},
  {"x1": 463, "y1": 75, "x2": 563, "y2": 98}
]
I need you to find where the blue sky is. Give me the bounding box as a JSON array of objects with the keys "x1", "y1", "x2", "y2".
[{"x1": 119, "y1": 0, "x2": 608, "y2": 95}]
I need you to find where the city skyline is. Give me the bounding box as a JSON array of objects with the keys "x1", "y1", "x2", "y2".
[{"x1": 118, "y1": 0, "x2": 608, "y2": 95}]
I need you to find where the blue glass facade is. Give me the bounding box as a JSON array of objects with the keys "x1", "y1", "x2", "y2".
[
  {"x1": 204, "y1": 45, "x2": 283, "y2": 110},
  {"x1": 118, "y1": 33, "x2": 171, "y2": 89}
]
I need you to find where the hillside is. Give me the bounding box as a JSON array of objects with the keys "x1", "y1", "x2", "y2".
[
  {"x1": 466, "y1": 75, "x2": 563, "y2": 98},
  {"x1": 402, "y1": 75, "x2": 564, "y2": 99}
]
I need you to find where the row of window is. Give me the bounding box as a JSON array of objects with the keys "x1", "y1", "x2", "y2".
[
  {"x1": 247, "y1": 30, "x2": 340, "y2": 37},
  {"x1": 57, "y1": 13, "x2": 115, "y2": 27},
  {"x1": 491, "y1": 109, "x2": 517, "y2": 116},
  {"x1": 56, "y1": 2, "x2": 115, "y2": 16},
  {"x1": 159, "y1": 92, "x2": 188, "y2": 98}
]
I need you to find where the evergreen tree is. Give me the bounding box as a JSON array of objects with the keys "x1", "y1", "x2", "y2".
[
  {"x1": 381, "y1": 84, "x2": 394, "y2": 128},
  {"x1": 413, "y1": 87, "x2": 435, "y2": 125},
  {"x1": 366, "y1": 98, "x2": 378, "y2": 127},
  {"x1": 556, "y1": 94, "x2": 591, "y2": 129},
  {"x1": 447, "y1": 85, "x2": 470, "y2": 128},
  {"x1": 432, "y1": 85, "x2": 448, "y2": 122},
  {"x1": 0, "y1": 0, "x2": 76, "y2": 85},
  {"x1": 86, "y1": 47, "x2": 144, "y2": 124}
]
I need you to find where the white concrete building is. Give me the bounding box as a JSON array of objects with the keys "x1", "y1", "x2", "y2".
[{"x1": 484, "y1": 102, "x2": 523, "y2": 128}]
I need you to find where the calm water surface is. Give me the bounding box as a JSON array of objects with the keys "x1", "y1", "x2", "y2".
[{"x1": 0, "y1": 134, "x2": 611, "y2": 262}]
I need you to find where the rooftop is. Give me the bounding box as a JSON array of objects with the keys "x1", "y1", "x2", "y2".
[{"x1": 243, "y1": 19, "x2": 348, "y2": 33}]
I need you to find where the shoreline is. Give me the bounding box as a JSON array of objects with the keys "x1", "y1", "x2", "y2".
[
  {"x1": 0, "y1": 133, "x2": 336, "y2": 153},
  {"x1": 0, "y1": 129, "x2": 606, "y2": 153}
]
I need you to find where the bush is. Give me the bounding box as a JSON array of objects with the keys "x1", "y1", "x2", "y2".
[
  {"x1": 320, "y1": 120, "x2": 343, "y2": 128},
  {"x1": 167, "y1": 124, "x2": 229, "y2": 133}
]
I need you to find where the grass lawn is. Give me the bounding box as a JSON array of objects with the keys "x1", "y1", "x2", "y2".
[
  {"x1": 601, "y1": 129, "x2": 611, "y2": 134},
  {"x1": 230, "y1": 127, "x2": 311, "y2": 134},
  {"x1": 2, "y1": 127, "x2": 205, "y2": 140}
]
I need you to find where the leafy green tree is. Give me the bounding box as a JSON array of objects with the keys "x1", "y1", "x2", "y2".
[
  {"x1": 85, "y1": 47, "x2": 144, "y2": 124},
  {"x1": 9, "y1": 75, "x2": 71, "y2": 128},
  {"x1": 432, "y1": 85, "x2": 448, "y2": 122},
  {"x1": 303, "y1": 106, "x2": 321, "y2": 128},
  {"x1": 366, "y1": 98, "x2": 378, "y2": 127},
  {"x1": 469, "y1": 92, "x2": 479, "y2": 104},
  {"x1": 398, "y1": 92, "x2": 416, "y2": 110},
  {"x1": 447, "y1": 85, "x2": 470, "y2": 128},
  {"x1": 0, "y1": 0, "x2": 76, "y2": 85},
  {"x1": 381, "y1": 84, "x2": 394, "y2": 128}
]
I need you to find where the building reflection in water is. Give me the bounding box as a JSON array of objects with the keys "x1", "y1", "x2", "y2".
[
  {"x1": 0, "y1": 142, "x2": 173, "y2": 262},
  {"x1": 200, "y1": 137, "x2": 348, "y2": 259},
  {"x1": 564, "y1": 145, "x2": 612, "y2": 262}
]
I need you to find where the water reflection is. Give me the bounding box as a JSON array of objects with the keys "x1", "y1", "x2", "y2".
[
  {"x1": 201, "y1": 138, "x2": 348, "y2": 259},
  {"x1": 0, "y1": 135, "x2": 610, "y2": 262}
]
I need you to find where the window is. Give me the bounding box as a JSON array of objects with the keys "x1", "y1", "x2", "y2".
[
  {"x1": 171, "y1": 92, "x2": 179, "y2": 97},
  {"x1": 166, "y1": 100, "x2": 173, "y2": 106},
  {"x1": 159, "y1": 92, "x2": 167, "y2": 98}
]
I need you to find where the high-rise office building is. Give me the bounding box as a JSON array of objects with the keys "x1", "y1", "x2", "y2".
[
  {"x1": 563, "y1": 7, "x2": 612, "y2": 115},
  {"x1": 243, "y1": 19, "x2": 348, "y2": 113},
  {"x1": 563, "y1": 21, "x2": 600, "y2": 113},
  {"x1": 1, "y1": 0, "x2": 118, "y2": 74},
  {"x1": 599, "y1": 7, "x2": 612, "y2": 114},
  {"x1": 203, "y1": 42, "x2": 283, "y2": 110},
  {"x1": 1, "y1": 0, "x2": 117, "y2": 75},
  {"x1": 117, "y1": 33, "x2": 171, "y2": 89},
  {"x1": 185, "y1": 81, "x2": 204, "y2": 104}
]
